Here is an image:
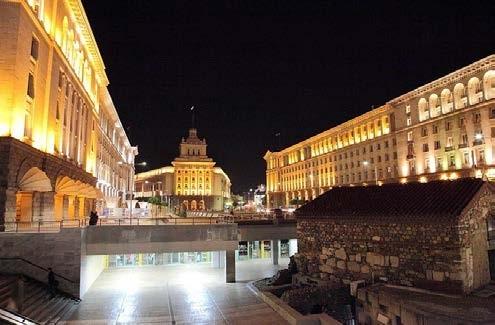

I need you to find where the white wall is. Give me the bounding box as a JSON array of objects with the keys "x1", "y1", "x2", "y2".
[{"x1": 80, "y1": 254, "x2": 106, "y2": 297}]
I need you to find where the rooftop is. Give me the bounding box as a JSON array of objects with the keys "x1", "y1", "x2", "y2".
[{"x1": 295, "y1": 178, "x2": 491, "y2": 222}]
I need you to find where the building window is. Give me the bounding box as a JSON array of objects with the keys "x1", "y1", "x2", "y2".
[
  {"x1": 376, "y1": 143, "x2": 381, "y2": 150},
  {"x1": 432, "y1": 124, "x2": 438, "y2": 134},
  {"x1": 473, "y1": 112, "x2": 481, "y2": 124},
  {"x1": 434, "y1": 141, "x2": 441, "y2": 150},
  {"x1": 422, "y1": 143, "x2": 429, "y2": 152},
  {"x1": 446, "y1": 136, "x2": 453, "y2": 148},
  {"x1": 405, "y1": 105, "x2": 411, "y2": 114},
  {"x1": 407, "y1": 131, "x2": 413, "y2": 142},
  {"x1": 385, "y1": 153, "x2": 389, "y2": 161},
  {"x1": 490, "y1": 108, "x2": 495, "y2": 119},
  {"x1": 445, "y1": 121, "x2": 452, "y2": 131},
  {"x1": 421, "y1": 127, "x2": 428, "y2": 137},
  {"x1": 393, "y1": 152, "x2": 398, "y2": 159},
  {"x1": 424, "y1": 158, "x2": 430, "y2": 172},
  {"x1": 437, "y1": 157, "x2": 443, "y2": 170},
  {"x1": 463, "y1": 152, "x2": 470, "y2": 165},
  {"x1": 406, "y1": 117, "x2": 412, "y2": 126},
  {"x1": 27, "y1": 73, "x2": 35, "y2": 98},
  {"x1": 449, "y1": 154, "x2": 455, "y2": 167},
  {"x1": 30, "y1": 36, "x2": 39, "y2": 60}
]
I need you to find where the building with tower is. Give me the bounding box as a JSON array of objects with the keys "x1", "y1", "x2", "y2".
[{"x1": 135, "y1": 127, "x2": 231, "y2": 212}]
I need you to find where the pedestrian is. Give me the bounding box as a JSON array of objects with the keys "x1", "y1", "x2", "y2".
[
  {"x1": 47, "y1": 268, "x2": 58, "y2": 298},
  {"x1": 88, "y1": 211, "x2": 95, "y2": 225}
]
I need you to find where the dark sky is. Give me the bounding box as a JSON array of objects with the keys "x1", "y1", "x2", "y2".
[{"x1": 83, "y1": 1, "x2": 495, "y2": 193}]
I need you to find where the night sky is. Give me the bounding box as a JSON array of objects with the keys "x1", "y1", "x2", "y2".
[{"x1": 83, "y1": 1, "x2": 495, "y2": 193}]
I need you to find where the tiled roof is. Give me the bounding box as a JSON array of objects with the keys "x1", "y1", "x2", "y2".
[{"x1": 295, "y1": 178, "x2": 489, "y2": 222}]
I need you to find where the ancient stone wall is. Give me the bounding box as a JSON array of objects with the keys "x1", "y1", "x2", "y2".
[{"x1": 296, "y1": 218, "x2": 468, "y2": 293}]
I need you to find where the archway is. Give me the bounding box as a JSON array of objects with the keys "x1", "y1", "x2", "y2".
[
  {"x1": 467, "y1": 77, "x2": 482, "y2": 105},
  {"x1": 55, "y1": 176, "x2": 101, "y2": 220},
  {"x1": 453, "y1": 83, "x2": 466, "y2": 109},
  {"x1": 440, "y1": 89, "x2": 453, "y2": 114},
  {"x1": 418, "y1": 98, "x2": 429, "y2": 121},
  {"x1": 483, "y1": 70, "x2": 495, "y2": 100},
  {"x1": 16, "y1": 167, "x2": 52, "y2": 223},
  {"x1": 199, "y1": 200, "x2": 205, "y2": 211},
  {"x1": 190, "y1": 200, "x2": 197, "y2": 211}
]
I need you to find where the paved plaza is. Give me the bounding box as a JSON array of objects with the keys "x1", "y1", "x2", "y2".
[{"x1": 63, "y1": 258, "x2": 289, "y2": 324}]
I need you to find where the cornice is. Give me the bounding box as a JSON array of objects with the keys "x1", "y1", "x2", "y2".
[
  {"x1": 388, "y1": 54, "x2": 495, "y2": 105},
  {"x1": 65, "y1": 0, "x2": 108, "y2": 86}
]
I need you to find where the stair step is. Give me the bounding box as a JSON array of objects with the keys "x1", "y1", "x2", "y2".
[
  {"x1": 23, "y1": 295, "x2": 49, "y2": 316},
  {"x1": 48, "y1": 299, "x2": 78, "y2": 324},
  {"x1": 40, "y1": 298, "x2": 71, "y2": 324},
  {"x1": 30, "y1": 296, "x2": 62, "y2": 321}
]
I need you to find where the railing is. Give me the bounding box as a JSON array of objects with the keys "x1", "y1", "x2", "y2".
[
  {"x1": 0, "y1": 307, "x2": 38, "y2": 325},
  {"x1": 0, "y1": 257, "x2": 77, "y2": 285},
  {"x1": 1, "y1": 214, "x2": 296, "y2": 233}
]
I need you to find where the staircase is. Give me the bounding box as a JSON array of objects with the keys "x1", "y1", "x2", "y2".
[{"x1": 0, "y1": 275, "x2": 79, "y2": 324}]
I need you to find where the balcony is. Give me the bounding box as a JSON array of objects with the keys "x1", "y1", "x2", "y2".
[
  {"x1": 444, "y1": 146, "x2": 454, "y2": 152},
  {"x1": 473, "y1": 139, "x2": 484, "y2": 146},
  {"x1": 458, "y1": 143, "x2": 468, "y2": 149}
]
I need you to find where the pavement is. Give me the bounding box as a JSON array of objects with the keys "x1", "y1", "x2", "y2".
[{"x1": 62, "y1": 259, "x2": 290, "y2": 324}]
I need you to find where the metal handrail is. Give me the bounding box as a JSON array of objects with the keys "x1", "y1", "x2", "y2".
[
  {"x1": 0, "y1": 306, "x2": 38, "y2": 325},
  {"x1": 0, "y1": 257, "x2": 77, "y2": 285},
  {"x1": 0, "y1": 215, "x2": 286, "y2": 233}
]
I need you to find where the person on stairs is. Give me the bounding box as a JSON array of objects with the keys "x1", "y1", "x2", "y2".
[{"x1": 47, "y1": 268, "x2": 58, "y2": 299}]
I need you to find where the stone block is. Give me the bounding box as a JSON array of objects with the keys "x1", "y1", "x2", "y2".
[
  {"x1": 390, "y1": 256, "x2": 399, "y2": 267},
  {"x1": 433, "y1": 271, "x2": 445, "y2": 281},
  {"x1": 319, "y1": 264, "x2": 334, "y2": 274},
  {"x1": 349, "y1": 254, "x2": 355, "y2": 261},
  {"x1": 337, "y1": 260, "x2": 347, "y2": 270},
  {"x1": 347, "y1": 261, "x2": 361, "y2": 273},
  {"x1": 335, "y1": 248, "x2": 347, "y2": 260},
  {"x1": 372, "y1": 236, "x2": 381, "y2": 241},
  {"x1": 361, "y1": 265, "x2": 370, "y2": 274},
  {"x1": 326, "y1": 258, "x2": 336, "y2": 267},
  {"x1": 356, "y1": 254, "x2": 362, "y2": 262},
  {"x1": 366, "y1": 252, "x2": 385, "y2": 266}
]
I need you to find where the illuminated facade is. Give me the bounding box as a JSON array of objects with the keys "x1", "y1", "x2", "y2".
[
  {"x1": 135, "y1": 128, "x2": 231, "y2": 212},
  {"x1": 265, "y1": 55, "x2": 495, "y2": 208},
  {"x1": 0, "y1": 0, "x2": 136, "y2": 227}
]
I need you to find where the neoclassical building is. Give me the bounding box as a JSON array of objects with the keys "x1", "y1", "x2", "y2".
[
  {"x1": 135, "y1": 128, "x2": 231, "y2": 212},
  {"x1": 0, "y1": 0, "x2": 136, "y2": 228},
  {"x1": 265, "y1": 54, "x2": 495, "y2": 208}
]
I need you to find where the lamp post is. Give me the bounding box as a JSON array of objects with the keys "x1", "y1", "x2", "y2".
[{"x1": 362, "y1": 160, "x2": 378, "y2": 185}]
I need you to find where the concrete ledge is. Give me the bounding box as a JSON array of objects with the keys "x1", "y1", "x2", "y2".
[{"x1": 248, "y1": 282, "x2": 341, "y2": 325}]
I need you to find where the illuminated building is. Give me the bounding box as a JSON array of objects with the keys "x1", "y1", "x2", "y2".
[
  {"x1": 0, "y1": 0, "x2": 136, "y2": 228},
  {"x1": 135, "y1": 128, "x2": 231, "y2": 212},
  {"x1": 265, "y1": 55, "x2": 495, "y2": 208}
]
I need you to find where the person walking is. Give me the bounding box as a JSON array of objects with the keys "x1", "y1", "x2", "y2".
[{"x1": 47, "y1": 268, "x2": 58, "y2": 298}]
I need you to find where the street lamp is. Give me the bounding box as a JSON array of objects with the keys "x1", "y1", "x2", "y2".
[{"x1": 362, "y1": 160, "x2": 378, "y2": 185}]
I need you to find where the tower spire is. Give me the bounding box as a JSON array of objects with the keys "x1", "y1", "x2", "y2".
[{"x1": 190, "y1": 106, "x2": 195, "y2": 129}]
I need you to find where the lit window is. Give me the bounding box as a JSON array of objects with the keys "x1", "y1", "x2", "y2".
[
  {"x1": 27, "y1": 73, "x2": 35, "y2": 98},
  {"x1": 30, "y1": 37, "x2": 39, "y2": 60}
]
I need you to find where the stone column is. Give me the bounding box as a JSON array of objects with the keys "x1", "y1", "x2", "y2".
[
  {"x1": 67, "y1": 195, "x2": 75, "y2": 220},
  {"x1": 272, "y1": 240, "x2": 279, "y2": 265},
  {"x1": 40, "y1": 192, "x2": 55, "y2": 221},
  {"x1": 225, "y1": 250, "x2": 236, "y2": 283},
  {"x1": 62, "y1": 195, "x2": 69, "y2": 219}
]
